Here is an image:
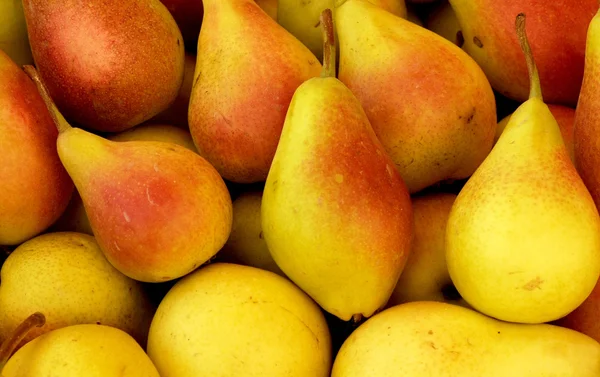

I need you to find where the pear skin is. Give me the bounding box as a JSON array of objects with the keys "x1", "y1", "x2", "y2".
[
  {"x1": 255, "y1": 0, "x2": 278, "y2": 20},
  {"x1": 388, "y1": 193, "x2": 468, "y2": 308},
  {"x1": 0, "y1": 232, "x2": 155, "y2": 350},
  {"x1": 448, "y1": 0, "x2": 597, "y2": 106},
  {"x1": 331, "y1": 301, "x2": 600, "y2": 376},
  {"x1": 556, "y1": 277, "x2": 600, "y2": 344},
  {"x1": 26, "y1": 66, "x2": 233, "y2": 283},
  {"x1": 0, "y1": 0, "x2": 33, "y2": 67},
  {"x1": 574, "y1": 8, "x2": 600, "y2": 211},
  {"x1": 497, "y1": 104, "x2": 575, "y2": 162},
  {"x1": 0, "y1": 50, "x2": 73, "y2": 246},
  {"x1": 188, "y1": 0, "x2": 322, "y2": 184},
  {"x1": 147, "y1": 263, "x2": 332, "y2": 376},
  {"x1": 445, "y1": 14, "x2": 600, "y2": 324},
  {"x1": 262, "y1": 10, "x2": 413, "y2": 321},
  {"x1": 2, "y1": 324, "x2": 160, "y2": 376},
  {"x1": 218, "y1": 191, "x2": 285, "y2": 276},
  {"x1": 336, "y1": 0, "x2": 497, "y2": 194},
  {"x1": 22, "y1": 0, "x2": 185, "y2": 132}
]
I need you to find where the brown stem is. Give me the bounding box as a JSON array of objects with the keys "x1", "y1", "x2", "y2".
[
  {"x1": 0, "y1": 312, "x2": 45, "y2": 370},
  {"x1": 515, "y1": 14, "x2": 542, "y2": 101},
  {"x1": 23, "y1": 65, "x2": 72, "y2": 134},
  {"x1": 320, "y1": 9, "x2": 336, "y2": 78}
]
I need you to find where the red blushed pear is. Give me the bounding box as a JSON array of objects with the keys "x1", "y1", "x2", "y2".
[
  {"x1": 0, "y1": 50, "x2": 73, "y2": 246},
  {"x1": 188, "y1": 0, "x2": 322, "y2": 184},
  {"x1": 448, "y1": 0, "x2": 597, "y2": 106},
  {"x1": 22, "y1": 0, "x2": 185, "y2": 133},
  {"x1": 261, "y1": 9, "x2": 413, "y2": 322},
  {"x1": 574, "y1": 7, "x2": 600, "y2": 211},
  {"x1": 24, "y1": 66, "x2": 233, "y2": 283},
  {"x1": 335, "y1": 0, "x2": 497, "y2": 194}
]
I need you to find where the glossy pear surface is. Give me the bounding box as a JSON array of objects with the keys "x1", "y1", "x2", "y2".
[
  {"x1": 22, "y1": 0, "x2": 185, "y2": 132},
  {"x1": 147, "y1": 263, "x2": 331, "y2": 377},
  {"x1": 0, "y1": 232, "x2": 154, "y2": 348},
  {"x1": 332, "y1": 301, "x2": 600, "y2": 376},
  {"x1": 188, "y1": 0, "x2": 322, "y2": 183},
  {"x1": 446, "y1": 98, "x2": 600, "y2": 323},
  {"x1": 574, "y1": 8, "x2": 600, "y2": 211},
  {"x1": 0, "y1": 50, "x2": 73, "y2": 245},
  {"x1": 262, "y1": 76, "x2": 413, "y2": 321},
  {"x1": 57, "y1": 128, "x2": 232, "y2": 283},
  {"x1": 2, "y1": 324, "x2": 160, "y2": 376},
  {"x1": 448, "y1": 0, "x2": 597, "y2": 106},
  {"x1": 336, "y1": 0, "x2": 496, "y2": 193}
]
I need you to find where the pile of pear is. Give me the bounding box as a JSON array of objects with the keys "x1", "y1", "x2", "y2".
[{"x1": 3, "y1": 0, "x2": 600, "y2": 375}]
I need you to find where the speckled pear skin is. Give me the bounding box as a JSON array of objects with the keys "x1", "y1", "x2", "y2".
[
  {"x1": 188, "y1": 0, "x2": 322, "y2": 184},
  {"x1": 22, "y1": 0, "x2": 185, "y2": 132},
  {"x1": 262, "y1": 76, "x2": 414, "y2": 321}
]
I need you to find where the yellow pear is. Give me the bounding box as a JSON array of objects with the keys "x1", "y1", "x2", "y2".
[
  {"x1": 331, "y1": 301, "x2": 600, "y2": 376},
  {"x1": 0, "y1": 232, "x2": 155, "y2": 349},
  {"x1": 388, "y1": 192, "x2": 468, "y2": 308},
  {"x1": 262, "y1": 10, "x2": 413, "y2": 321},
  {"x1": 218, "y1": 191, "x2": 285, "y2": 276},
  {"x1": 147, "y1": 263, "x2": 332, "y2": 376},
  {"x1": 277, "y1": 0, "x2": 407, "y2": 61},
  {"x1": 1, "y1": 320, "x2": 160, "y2": 376},
  {"x1": 0, "y1": 0, "x2": 33, "y2": 67},
  {"x1": 445, "y1": 14, "x2": 600, "y2": 324}
]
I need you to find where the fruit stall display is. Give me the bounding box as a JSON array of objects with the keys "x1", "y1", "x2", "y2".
[{"x1": 1, "y1": 0, "x2": 600, "y2": 375}]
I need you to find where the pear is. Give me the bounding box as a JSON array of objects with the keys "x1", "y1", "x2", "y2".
[
  {"x1": 262, "y1": 10, "x2": 413, "y2": 321},
  {"x1": 22, "y1": 0, "x2": 185, "y2": 133},
  {"x1": 0, "y1": 50, "x2": 73, "y2": 246},
  {"x1": 445, "y1": 14, "x2": 600, "y2": 324},
  {"x1": 0, "y1": 232, "x2": 154, "y2": 349},
  {"x1": 188, "y1": 0, "x2": 322, "y2": 184},
  {"x1": 25, "y1": 66, "x2": 233, "y2": 283},
  {"x1": 388, "y1": 193, "x2": 468, "y2": 308},
  {"x1": 448, "y1": 0, "x2": 597, "y2": 106},
  {"x1": 147, "y1": 263, "x2": 332, "y2": 376},
  {"x1": 574, "y1": 7, "x2": 600, "y2": 210},
  {"x1": 336, "y1": 0, "x2": 497, "y2": 194},
  {"x1": 218, "y1": 191, "x2": 285, "y2": 276},
  {"x1": 255, "y1": 0, "x2": 278, "y2": 20},
  {"x1": 557, "y1": 277, "x2": 600, "y2": 344},
  {"x1": 278, "y1": 0, "x2": 407, "y2": 61},
  {"x1": 497, "y1": 104, "x2": 576, "y2": 162},
  {"x1": 331, "y1": 301, "x2": 600, "y2": 376},
  {"x1": 1, "y1": 317, "x2": 160, "y2": 376},
  {"x1": 0, "y1": 0, "x2": 33, "y2": 66}
]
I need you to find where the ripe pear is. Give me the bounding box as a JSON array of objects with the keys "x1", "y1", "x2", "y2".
[
  {"x1": 2, "y1": 321, "x2": 160, "y2": 376},
  {"x1": 445, "y1": 14, "x2": 600, "y2": 324},
  {"x1": 147, "y1": 263, "x2": 332, "y2": 376},
  {"x1": 388, "y1": 193, "x2": 468, "y2": 308},
  {"x1": 262, "y1": 10, "x2": 413, "y2": 321},
  {"x1": 0, "y1": 50, "x2": 73, "y2": 246},
  {"x1": 557, "y1": 277, "x2": 600, "y2": 344},
  {"x1": 497, "y1": 104, "x2": 575, "y2": 162},
  {"x1": 448, "y1": 0, "x2": 597, "y2": 106},
  {"x1": 574, "y1": 7, "x2": 600, "y2": 210},
  {"x1": 25, "y1": 66, "x2": 233, "y2": 283},
  {"x1": 255, "y1": 0, "x2": 278, "y2": 20},
  {"x1": 218, "y1": 191, "x2": 285, "y2": 276},
  {"x1": 51, "y1": 123, "x2": 200, "y2": 236},
  {"x1": 0, "y1": 232, "x2": 154, "y2": 349},
  {"x1": 0, "y1": 0, "x2": 33, "y2": 66},
  {"x1": 278, "y1": 0, "x2": 407, "y2": 61},
  {"x1": 331, "y1": 301, "x2": 600, "y2": 376},
  {"x1": 336, "y1": 0, "x2": 497, "y2": 194},
  {"x1": 22, "y1": 0, "x2": 185, "y2": 132},
  {"x1": 188, "y1": 0, "x2": 322, "y2": 184}
]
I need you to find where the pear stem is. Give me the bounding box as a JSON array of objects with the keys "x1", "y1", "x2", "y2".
[
  {"x1": 320, "y1": 9, "x2": 336, "y2": 78},
  {"x1": 23, "y1": 65, "x2": 72, "y2": 134},
  {"x1": 0, "y1": 312, "x2": 45, "y2": 370},
  {"x1": 515, "y1": 14, "x2": 543, "y2": 101}
]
